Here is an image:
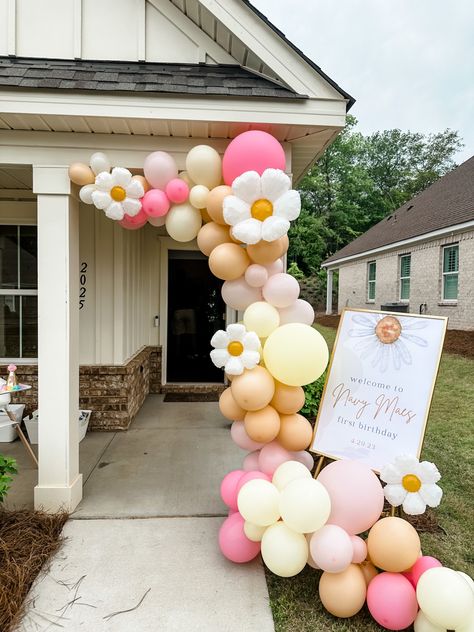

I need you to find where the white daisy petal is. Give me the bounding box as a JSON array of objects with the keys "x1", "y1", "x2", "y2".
[
  {"x1": 225, "y1": 356, "x2": 245, "y2": 376},
  {"x1": 91, "y1": 190, "x2": 112, "y2": 210},
  {"x1": 210, "y1": 348, "x2": 230, "y2": 368},
  {"x1": 402, "y1": 492, "x2": 427, "y2": 515},
  {"x1": 383, "y1": 483, "x2": 407, "y2": 506},
  {"x1": 105, "y1": 202, "x2": 125, "y2": 221},
  {"x1": 232, "y1": 218, "x2": 263, "y2": 245},
  {"x1": 261, "y1": 216, "x2": 290, "y2": 242},
  {"x1": 418, "y1": 461, "x2": 441, "y2": 484},
  {"x1": 126, "y1": 179, "x2": 145, "y2": 199},
  {"x1": 242, "y1": 332, "x2": 260, "y2": 351},
  {"x1": 380, "y1": 463, "x2": 402, "y2": 484},
  {"x1": 226, "y1": 324, "x2": 246, "y2": 342},
  {"x1": 211, "y1": 330, "x2": 229, "y2": 349},
  {"x1": 273, "y1": 189, "x2": 301, "y2": 221},
  {"x1": 394, "y1": 455, "x2": 421, "y2": 476},
  {"x1": 122, "y1": 198, "x2": 142, "y2": 217},
  {"x1": 232, "y1": 170, "x2": 261, "y2": 204},
  {"x1": 223, "y1": 196, "x2": 251, "y2": 227},
  {"x1": 111, "y1": 167, "x2": 132, "y2": 187},
  {"x1": 240, "y1": 350, "x2": 260, "y2": 369},
  {"x1": 95, "y1": 171, "x2": 114, "y2": 191},
  {"x1": 418, "y1": 483, "x2": 443, "y2": 507},
  {"x1": 260, "y1": 168, "x2": 291, "y2": 202}
]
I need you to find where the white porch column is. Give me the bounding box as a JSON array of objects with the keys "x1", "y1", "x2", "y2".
[
  {"x1": 326, "y1": 268, "x2": 334, "y2": 315},
  {"x1": 33, "y1": 166, "x2": 82, "y2": 512}
]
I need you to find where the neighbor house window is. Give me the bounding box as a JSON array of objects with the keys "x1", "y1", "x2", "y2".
[
  {"x1": 442, "y1": 244, "x2": 459, "y2": 301},
  {"x1": 0, "y1": 225, "x2": 38, "y2": 359},
  {"x1": 399, "y1": 254, "x2": 411, "y2": 301},
  {"x1": 367, "y1": 261, "x2": 376, "y2": 301}
]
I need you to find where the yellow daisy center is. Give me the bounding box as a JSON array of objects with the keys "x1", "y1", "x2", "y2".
[
  {"x1": 110, "y1": 185, "x2": 126, "y2": 202},
  {"x1": 402, "y1": 473, "x2": 422, "y2": 493},
  {"x1": 227, "y1": 341, "x2": 244, "y2": 356},
  {"x1": 375, "y1": 315, "x2": 402, "y2": 344},
  {"x1": 251, "y1": 198, "x2": 273, "y2": 221}
]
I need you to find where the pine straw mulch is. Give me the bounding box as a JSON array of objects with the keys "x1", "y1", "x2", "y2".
[{"x1": 0, "y1": 509, "x2": 68, "y2": 632}]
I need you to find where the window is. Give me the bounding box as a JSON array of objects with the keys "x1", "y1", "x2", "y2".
[
  {"x1": 399, "y1": 254, "x2": 411, "y2": 301},
  {"x1": 0, "y1": 226, "x2": 37, "y2": 359},
  {"x1": 367, "y1": 261, "x2": 376, "y2": 301},
  {"x1": 442, "y1": 244, "x2": 459, "y2": 301}
]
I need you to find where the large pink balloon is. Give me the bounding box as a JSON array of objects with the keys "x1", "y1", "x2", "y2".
[
  {"x1": 317, "y1": 460, "x2": 384, "y2": 535},
  {"x1": 220, "y1": 469, "x2": 245, "y2": 511},
  {"x1": 231, "y1": 421, "x2": 265, "y2": 452},
  {"x1": 221, "y1": 277, "x2": 262, "y2": 311},
  {"x1": 236, "y1": 470, "x2": 271, "y2": 495},
  {"x1": 119, "y1": 208, "x2": 147, "y2": 230},
  {"x1": 222, "y1": 131, "x2": 286, "y2": 185},
  {"x1": 367, "y1": 573, "x2": 418, "y2": 630},
  {"x1": 242, "y1": 450, "x2": 261, "y2": 471},
  {"x1": 258, "y1": 441, "x2": 292, "y2": 476},
  {"x1": 144, "y1": 151, "x2": 178, "y2": 190},
  {"x1": 218, "y1": 512, "x2": 261, "y2": 563},
  {"x1": 262, "y1": 273, "x2": 300, "y2": 309},
  {"x1": 310, "y1": 525, "x2": 353, "y2": 573},
  {"x1": 403, "y1": 556, "x2": 442, "y2": 588},
  {"x1": 279, "y1": 299, "x2": 315, "y2": 326},
  {"x1": 142, "y1": 189, "x2": 170, "y2": 218}
]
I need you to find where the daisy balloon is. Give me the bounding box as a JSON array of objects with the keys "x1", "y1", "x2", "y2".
[
  {"x1": 223, "y1": 169, "x2": 301, "y2": 245},
  {"x1": 380, "y1": 454, "x2": 443, "y2": 515},
  {"x1": 210, "y1": 324, "x2": 260, "y2": 375},
  {"x1": 90, "y1": 167, "x2": 144, "y2": 220}
]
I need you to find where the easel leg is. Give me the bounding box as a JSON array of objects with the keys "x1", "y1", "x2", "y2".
[
  {"x1": 15, "y1": 424, "x2": 38, "y2": 467},
  {"x1": 313, "y1": 456, "x2": 325, "y2": 478}
]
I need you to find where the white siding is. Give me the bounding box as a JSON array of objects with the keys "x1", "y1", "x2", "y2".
[{"x1": 15, "y1": 0, "x2": 76, "y2": 58}]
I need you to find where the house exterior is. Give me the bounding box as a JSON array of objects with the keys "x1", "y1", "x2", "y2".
[
  {"x1": 0, "y1": 0, "x2": 352, "y2": 511},
  {"x1": 322, "y1": 157, "x2": 474, "y2": 330}
]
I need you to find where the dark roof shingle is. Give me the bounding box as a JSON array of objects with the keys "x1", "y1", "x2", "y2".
[{"x1": 324, "y1": 156, "x2": 474, "y2": 265}]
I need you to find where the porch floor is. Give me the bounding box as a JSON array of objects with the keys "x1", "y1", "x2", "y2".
[{"x1": 1, "y1": 395, "x2": 274, "y2": 632}]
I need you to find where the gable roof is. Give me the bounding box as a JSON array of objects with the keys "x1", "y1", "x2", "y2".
[
  {"x1": 324, "y1": 156, "x2": 474, "y2": 266},
  {"x1": 0, "y1": 56, "x2": 303, "y2": 99}
]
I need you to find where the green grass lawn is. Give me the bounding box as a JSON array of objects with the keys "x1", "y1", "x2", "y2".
[{"x1": 266, "y1": 324, "x2": 474, "y2": 632}]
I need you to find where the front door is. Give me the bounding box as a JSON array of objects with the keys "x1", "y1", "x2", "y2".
[{"x1": 167, "y1": 250, "x2": 225, "y2": 383}]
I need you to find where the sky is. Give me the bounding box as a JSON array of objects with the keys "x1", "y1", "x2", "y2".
[{"x1": 251, "y1": 0, "x2": 474, "y2": 162}]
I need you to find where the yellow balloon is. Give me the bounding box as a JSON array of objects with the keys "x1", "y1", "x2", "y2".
[
  {"x1": 243, "y1": 301, "x2": 280, "y2": 339},
  {"x1": 263, "y1": 323, "x2": 329, "y2": 386},
  {"x1": 272, "y1": 460, "x2": 311, "y2": 492},
  {"x1": 279, "y1": 478, "x2": 331, "y2": 534},
  {"x1": 185, "y1": 145, "x2": 222, "y2": 189},
  {"x1": 243, "y1": 521, "x2": 267, "y2": 542},
  {"x1": 237, "y1": 479, "x2": 280, "y2": 527},
  {"x1": 261, "y1": 521, "x2": 308, "y2": 577}
]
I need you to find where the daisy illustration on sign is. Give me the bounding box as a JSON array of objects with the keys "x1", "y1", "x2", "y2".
[
  {"x1": 348, "y1": 312, "x2": 428, "y2": 372},
  {"x1": 210, "y1": 324, "x2": 260, "y2": 375}
]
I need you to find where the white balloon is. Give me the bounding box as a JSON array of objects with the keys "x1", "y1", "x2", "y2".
[
  {"x1": 417, "y1": 567, "x2": 474, "y2": 629},
  {"x1": 165, "y1": 203, "x2": 202, "y2": 242},
  {"x1": 413, "y1": 611, "x2": 445, "y2": 632},
  {"x1": 272, "y1": 460, "x2": 311, "y2": 492},
  {"x1": 244, "y1": 521, "x2": 267, "y2": 542},
  {"x1": 90, "y1": 152, "x2": 111, "y2": 175},
  {"x1": 459, "y1": 571, "x2": 474, "y2": 593},
  {"x1": 79, "y1": 184, "x2": 96, "y2": 205}
]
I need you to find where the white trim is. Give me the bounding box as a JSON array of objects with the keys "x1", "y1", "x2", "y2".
[
  {"x1": 73, "y1": 0, "x2": 82, "y2": 59},
  {"x1": 367, "y1": 260, "x2": 376, "y2": 302},
  {"x1": 441, "y1": 243, "x2": 459, "y2": 302},
  {"x1": 136, "y1": 0, "x2": 145, "y2": 61},
  {"x1": 399, "y1": 253, "x2": 411, "y2": 302},
  {"x1": 7, "y1": 0, "x2": 16, "y2": 56},
  {"x1": 322, "y1": 220, "x2": 474, "y2": 269}
]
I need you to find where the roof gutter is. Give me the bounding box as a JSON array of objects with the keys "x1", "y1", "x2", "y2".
[{"x1": 322, "y1": 219, "x2": 474, "y2": 269}]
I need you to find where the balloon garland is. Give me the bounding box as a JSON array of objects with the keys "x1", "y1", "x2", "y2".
[{"x1": 69, "y1": 131, "x2": 473, "y2": 630}]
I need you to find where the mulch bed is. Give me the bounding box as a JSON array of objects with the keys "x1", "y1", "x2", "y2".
[
  {"x1": 163, "y1": 392, "x2": 220, "y2": 402},
  {"x1": 0, "y1": 509, "x2": 68, "y2": 632}
]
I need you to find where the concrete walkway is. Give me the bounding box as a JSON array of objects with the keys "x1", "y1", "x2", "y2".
[{"x1": 1, "y1": 395, "x2": 274, "y2": 632}]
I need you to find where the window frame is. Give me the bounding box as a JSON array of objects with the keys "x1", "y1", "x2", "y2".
[
  {"x1": 441, "y1": 244, "x2": 459, "y2": 303},
  {"x1": 0, "y1": 224, "x2": 38, "y2": 363},
  {"x1": 399, "y1": 253, "x2": 411, "y2": 302},
  {"x1": 367, "y1": 260, "x2": 376, "y2": 303}
]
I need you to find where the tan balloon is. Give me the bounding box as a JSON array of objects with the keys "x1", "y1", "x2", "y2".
[
  {"x1": 277, "y1": 413, "x2": 313, "y2": 451},
  {"x1": 359, "y1": 560, "x2": 378, "y2": 585},
  {"x1": 68, "y1": 162, "x2": 95, "y2": 186},
  {"x1": 319, "y1": 564, "x2": 367, "y2": 618},
  {"x1": 197, "y1": 222, "x2": 231, "y2": 256},
  {"x1": 367, "y1": 517, "x2": 421, "y2": 572},
  {"x1": 200, "y1": 207, "x2": 213, "y2": 223},
  {"x1": 207, "y1": 185, "x2": 232, "y2": 225},
  {"x1": 208, "y1": 243, "x2": 250, "y2": 281},
  {"x1": 271, "y1": 382, "x2": 305, "y2": 414},
  {"x1": 244, "y1": 405, "x2": 281, "y2": 443},
  {"x1": 219, "y1": 387, "x2": 245, "y2": 422},
  {"x1": 247, "y1": 235, "x2": 289, "y2": 265},
  {"x1": 231, "y1": 366, "x2": 275, "y2": 412},
  {"x1": 132, "y1": 175, "x2": 150, "y2": 193}
]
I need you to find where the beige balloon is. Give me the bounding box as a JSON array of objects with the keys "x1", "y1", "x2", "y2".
[
  {"x1": 244, "y1": 405, "x2": 281, "y2": 443},
  {"x1": 185, "y1": 145, "x2": 222, "y2": 189},
  {"x1": 208, "y1": 243, "x2": 250, "y2": 281},
  {"x1": 68, "y1": 162, "x2": 95, "y2": 186},
  {"x1": 261, "y1": 521, "x2": 308, "y2": 578},
  {"x1": 231, "y1": 366, "x2": 275, "y2": 411},
  {"x1": 219, "y1": 387, "x2": 245, "y2": 421},
  {"x1": 132, "y1": 174, "x2": 151, "y2": 193},
  {"x1": 207, "y1": 185, "x2": 232, "y2": 225},
  {"x1": 271, "y1": 382, "x2": 305, "y2": 414},
  {"x1": 200, "y1": 207, "x2": 213, "y2": 223},
  {"x1": 359, "y1": 560, "x2": 378, "y2": 585},
  {"x1": 277, "y1": 413, "x2": 313, "y2": 451},
  {"x1": 367, "y1": 517, "x2": 420, "y2": 572},
  {"x1": 319, "y1": 564, "x2": 367, "y2": 618},
  {"x1": 244, "y1": 521, "x2": 267, "y2": 543},
  {"x1": 247, "y1": 235, "x2": 289, "y2": 265},
  {"x1": 178, "y1": 170, "x2": 194, "y2": 187},
  {"x1": 189, "y1": 184, "x2": 210, "y2": 209},
  {"x1": 165, "y1": 203, "x2": 202, "y2": 242},
  {"x1": 197, "y1": 222, "x2": 231, "y2": 256}
]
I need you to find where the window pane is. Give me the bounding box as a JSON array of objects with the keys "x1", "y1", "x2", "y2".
[
  {"x1": 368, "y1": 281, "x2": 375, "y2": 300},
  {"x1": 22, "y1": 295, "x2": 38, "y2": 357},
  {"x1": 368, "y1": 262, "x2": 376, "y2": 281},
  {"x1": 0, "y1": 295, "x2": 20, "y2": 357},
  {"x1": 0, "y1": 226, "x2": 18, "y2": 289},
  {"x1": 400, "y1": 255, "x2": 411, "y2": 278},
  {"x1": 443, "y1": 246, "x2": 459, "y2": 273},
  {"x1": 19, "y1": 226, "x2": 37, "y2": 289},
  {"x1": 400, "y1": 278, "x2": 410, "y2": 300},
  {"x1": 443, "y1": 274, "x2": 458, "y2": 300}
]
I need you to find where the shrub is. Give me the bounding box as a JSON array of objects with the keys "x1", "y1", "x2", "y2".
[
  {"x1": 301, "y1": 372, "x2": 327, "y2": 419},
  {"x1": 0, "y1": 455, "x2": 17, "y2": 503},
  {"x1": 287, "y1": 261, "x2": 305, "y2": 280}
]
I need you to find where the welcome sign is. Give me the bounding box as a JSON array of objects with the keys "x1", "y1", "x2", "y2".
[{"x1": 311, "y1": 309, "x2": 447, "y2": 472}]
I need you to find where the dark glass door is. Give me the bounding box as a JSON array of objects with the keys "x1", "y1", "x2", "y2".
[{"x1": 167, "y1": 250, "x2": 225, "y2": 383}]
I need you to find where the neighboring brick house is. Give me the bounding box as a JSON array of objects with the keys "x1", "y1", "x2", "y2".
[{"x1": 322, "y1": 156, "x2": 474, "y2": 330}]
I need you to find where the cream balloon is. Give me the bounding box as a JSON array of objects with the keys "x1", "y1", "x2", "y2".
[
  {"x1": 237, "y1": 479, "x2": 280, "y2": 527},
  {"x1": 272, "y1": 460, "x2": 311, "y2": 492},
  {"x1": 244, "y1": 521, "x2": 267, "y2": 542},
  {"x1": 186, "y1": 145, "x2": 222, "y2": 189},
  {"x1": 89, "y1": 152, "x2": 111, "y2": 175},
  {"x1": 416, "y1": 567, "x2": 474, "y2": 629},
  {"x1": 413, "y1": 611, "x2": 445, "y2": 632},
  {"x1": 165, "y1": 203, "x2": 202, "y2": 242},
  {"x1": 279, "y1": 478, "x2": 331, "y2": 534},
  {"x1": 243, "y1": 302, "x2": 280, "y2": 339},
  {"x1": 261, "y1": 522, "x2": 308, "y2": 577},
  {"x1": 148, "y1": 215, "x2": 166, "y2": 227},
  {"x1": 178, "y1": 171, "x2": 195, "y2": 187},
  {"x1": 189, "y1": 184, "x2": 210, "y2": 209},
  {"x1": 68, "y1": 162, "x2": 95, "y2": 186}
]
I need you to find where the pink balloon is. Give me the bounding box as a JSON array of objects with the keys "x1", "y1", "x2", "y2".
[
  {"x1": 291, "y1": 450, "x2": 314, "y2": 471},
  {"x1": 165, "y1": 178, "x2": 189, "y2": 204},
  {"x1": 305, "y1": 533, "x2": 320, "y2": 569},
  {"x1": 258, "y1": 441, "x2": 292, "y2": 476},
  {"x1": 310, "y1": 525, "x2": 353, "y2": 573},
  {"x1": 119, "y1": 208, "x2": 147, "y2": 230},
  {"x1": 245, "y1": 264, "x2": 268, "y2": 288},
  {"x1": 265, "y1": 259, "x2": 284, "y2": 276},
  {"x1": 221, "y1": 277, "x2": 262, "y2": 311},
  {"x1": 143, "y1": 151, "x2": 178, "y2": 190},
  {"x1": 317, "y1": 460, "x2": 384, "y2": 535},
  {"x1": 242, "y1": 450, "x2": 261, "y2": 471},
  {"x1": 351, "y1": 535, "x2": 368, "y2": 564},
  {"x1": 220, "y1": 469, "x2": 245, "y2": 511},
  {"x1": 403, "y1": 556, "x2": 442, "y2": 588},
  {"x1": 222, "y1": 130, "x2": 286, "y2": 185},
  {"x1": 279, "y1": 299, "x2": 315, "y2": 326},
  {"x1": 262, "y1": 273, "x2": 300, "y2": 308},
  {"x1": 228, "y1": 507, "x2": 238, "y2": 516},
  {"x1": 218, "y1": 512, "x2": 261, "y2": 563},
  {"x1": 367, "y1": 573, "x2": 418, "y2": 630},
  {"x1": 236, "y1": 471, "x2": 271, "y2": 496},
  {"x1": 231, "y1": 421, "x2": 265, "y2": 452},
  {"x1": 142, "y1": 189, "x2": 170, "y2": 218}
]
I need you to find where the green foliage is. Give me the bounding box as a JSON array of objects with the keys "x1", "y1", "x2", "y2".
[
  {"x1": 0, "y1": 454, "x2": 17, "y2": 503},
  {"x1": 286, "y1": 261, "x2": 304, "y2": 280},
  {"x1": 301, "y1": 371, "x2": 327, "y2": 418}
]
